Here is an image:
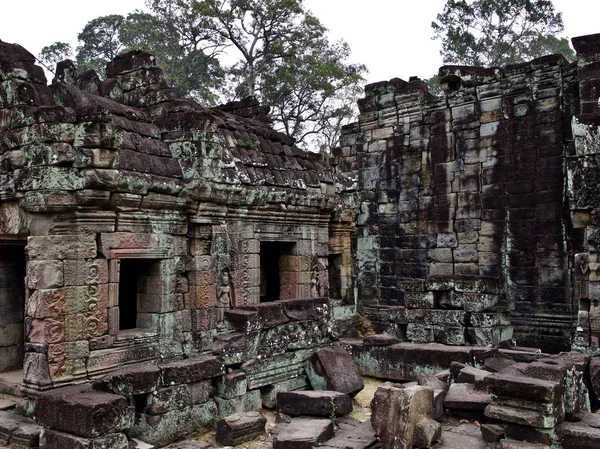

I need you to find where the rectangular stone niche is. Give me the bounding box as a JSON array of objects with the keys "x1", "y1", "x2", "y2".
[
  {"x1": 108, "y1": 248, "x2": 171, "y2": 340},
  {"x1": 0, "y1": 241, "x2": 26, "y2": 372},
  {"x1": 259, "y1": 241, "x2": 296, "y2": 303}
]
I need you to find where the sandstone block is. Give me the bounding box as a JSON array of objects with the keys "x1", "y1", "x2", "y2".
[
  {"x1": 216, "y1": 371, "x2": 247, "y2": 399},
  {"x1": 307, "y1": 346, "x2": 364, "y2": 396},
  {"x1": 93, "y1": 364, "x2": 160, "y2": 396},
  {"x1": 318, "y1": 420, "x2": 378, "y2": 449},
  {"x1": 277, "y1": 390, "x2": 352, "y2": 417},
  {"x1": 484, "y1": 373, "x2": 560, "y2": 404},
  {"x1": 159, "y1": 355, "x2": 224, "y2": 386},
  {"x1": 27, "y1": 235, "x2": 96, "y2": 260},
  {"x1": 363, "y1": 334, "x2": 400, "y2": 346},
  {"x1": 215, "y1": 390, "x2": 261, "y2": 419},
  {"x1": 558, "y1": 415, "x2": 600, "y2": 449},
  {"x1": 484, "y1": 404, "x2": 554, "y2": 428},
  {"x1": 40, "y1": 429, "x2": 128, "y2": 449},
  {"x1": 26, "y1": 260, "x2": 63, "y2": 289},
  {"x1": 0, "y1": 410, "x2": 42, "y2": 448},
  {"x1": 444, "y1": 383, "x2": 492, "y2": 411},
  {"x1": 480, "y1": 423, "x2": 505, "y2": 443},
  {"x1": 370, "y1": 383, "x2": 434, "y2": 449},
  {"x1": 216, "y1": 411, "x2": 266, "y2": 447},
  {"x1": 34, "y1": 385, "x2": 133, "y2": 438},
  {"x1": 128, "y1": 401, "x2": 216, "y2": 447},
  {"x1": 413, "y1": 417, "x2": 442, "y2": 449},
  {"x1": 261, "y1": 376, "x2": 310, "y2": 409},
  {"x1": 273, "y1": 417, "x2": 334, "y2": 449},
  {"x1": 499, "y1": 440, "x2": 550, "y2": 449}
]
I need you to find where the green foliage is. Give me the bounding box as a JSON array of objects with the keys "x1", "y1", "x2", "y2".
[
  {"x1": 263, "y1": 38, "x2": 366, "y2": 147},
  {"x1": 39, "y1": 0, "x2": 366, "y2": 151},
  {"x1": 432, "y1": 0, "x2": 573, "y2": 66},
  {"x1": 424, "y1": 75, "x2": 443, "y2": 97},
  {"x1": 120, "y1": 11, "x2": 224, "y2": 104},
  {"x1": 38, "y1": 42, "x2": 74, "y2": 70},
  {"x1": 76, "y1": 15, "x2": 127, "y2": 73}
]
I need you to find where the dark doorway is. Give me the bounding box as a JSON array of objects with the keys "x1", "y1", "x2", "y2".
[
  {"x1": 119, "y1": 260, "x2": 140, "y2": 330},
  {"x1": 118, "y1": 259, "x2": 159, "y2": 331},
  {"x1": 0, "y1": 243, "x2": 26, "y2": 372},
  {"x1": 260, "y1": 242, "x2": 294, "y2": 302},
  {"x1": 328, "y1": 254, "x2": 343, "y2": 300}
]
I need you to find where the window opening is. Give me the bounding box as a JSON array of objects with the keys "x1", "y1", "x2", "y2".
[
  {"x1": 0, "y1": 243, "x2": 26, "y2": 372},
  {"x1": 260, "y1": 242, "x2": 294, "y2": 302}
]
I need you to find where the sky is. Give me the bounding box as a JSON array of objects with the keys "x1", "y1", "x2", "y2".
[{"x1": 1, "y1": 0, "x2": 599, "y2": 85}]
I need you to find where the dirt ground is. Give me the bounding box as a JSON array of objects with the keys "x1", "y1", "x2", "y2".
[{"x1": 167, "y1": 377, "x2": 385, "y2": 449}]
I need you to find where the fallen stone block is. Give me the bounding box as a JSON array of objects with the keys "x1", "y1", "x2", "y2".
[
  {"x1": 456, "y1": 365, "x2": 490, "y2": 388},
  {"x1": 215, "y1": 390, "x2": 261, "y2": 419},
  {"x1": 318, "y1": 420, "x2": 378, "y2": 449},
  {"x1": 480, "y1": 423, "x2": 505, "y2": 443},
  {"x1": 499, "y1": 349, "x2": 543, "y2": 363},
  {"x1": 130, "y1": 439, "x2": 154, "y2": 449},
  {"x1": 417, "y1": 374, "x2": 447, "y2": 391},
  {"x1": 371, "y1": 383, "x2": 434, "y2": 449},
  {"x1": 241, "y1": 350, "x2": 309, "y2": 390},
  {"x1": 279, "y1": 297, "x2": 328, "y2": 321},
  {"x1": 484, "y1": 373, "x2": 560, "y2": 405},
  {"x1": 413, "y1": 417, "x2": 442, "y2": 448},
  {"x1": 93, "y1": 364, "x2": 160, "y2": 395},
  {"x1": 34, "y1": 385, "x2": 133, "y2": 438},
  {"x1": 159, "y1": 355, "x2": 224, "y2": 386},
  {"x1": 343, "y1": 340, "x2": 472, "y2": 381},
  {"x1": 484, "y1": 404, "x2": 555, "y2": 429},
  {"x1": 213, "y1": 332, "x2": 257, "y2": 365},
  {"x1": 143, "y1": 380, "x2": 213, "y2": 415},
  {"x1": 238, "y1": 302, "x2": 289, "y2": 327},
  {"x1": 417, "y1": 374, "x2": 448, "y2": 420},
  {"x1": 498, "y1": 440, "x2": 550, "y2": 449},
  {"x1": 558, "y1": 419, "x2": 600, "y2": 449},
  {"x1": 307, "y1": 346, "x2": 364, "y2": 396},
  {"x1": 504, "y1": 424, "x2": 557, "y2": 447},
  {"x1": 0, "y1": 410, "x2": 42, "y2": 448},
  {"x1": 215, "y1": 370, "x2": 247, "y2": 399},
  {"x1": 261, "y1": 375, "x2": 310, "y2": 409},
  {"x1": 484, "y1": 356, "x2": 517, "y2": 373},
  {"x1": 216, "y1": 411, "x2": 267, "y2": 447},
  {"x1": 272, "y1": 417, "x2": 334, "y2": 449},
  {"x1": 444, "y1": 383, "x2": 492, "y2": 411},
  {"x1": 363, "y1": 334, "x2": 400, "y2": 346},
  {"x1": 168, "y1": 441, "x2": 210, "y2": 449},
  {"x1": 40, "y1": 429, "x2": 128, "y2": 449},
  {"x1": 449, "y1": 361, "x2": 466, "y2": 380},
  {"x1": 224, "y1": 309, "x2": 260, "y2": 332},
  {"x1": 127, "y1": 400, "x2": 216, "y2": 447},
  {"x1": 277, "y1": 390, "x2": 352, "y2": 417}
]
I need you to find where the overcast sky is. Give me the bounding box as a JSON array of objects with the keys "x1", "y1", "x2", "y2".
[{"x1": 1, "y1": 0, "x2": 599, "y2": 85}]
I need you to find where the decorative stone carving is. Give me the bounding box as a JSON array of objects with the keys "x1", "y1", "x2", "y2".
[{"x1": 217, "y1": 270, "x2": 233, "y2": 328}]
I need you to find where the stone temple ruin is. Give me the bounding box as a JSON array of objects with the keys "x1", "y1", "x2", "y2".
[{"x1": 1, "y1": 30, "x2": 600, "y2": 449}]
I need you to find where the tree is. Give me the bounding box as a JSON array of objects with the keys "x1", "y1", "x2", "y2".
[
  {"x1": 39, "y1": 0, "x2": 366, "y2": 151},
  {"x1": 38, "y1": 42, "x2": 74, "y2": 70},
  {"x1": 432, "y1": 0, "x2": 574, "y2": 67},
  {"x1": 147, "y1": 0, "x2": 365, "y2": 150},
  {"x1": 263, "y1": 39, "x2": 366, "y2": 147},
  {"x1": 40, "y1": 13, "x2": 224, "y2": 104},
  {"x1": 76, "y1": 15, "x2": 127, "y2": 73},
  {"x1": 119, "y1": 11, "x2": 224, "y2": 104}
]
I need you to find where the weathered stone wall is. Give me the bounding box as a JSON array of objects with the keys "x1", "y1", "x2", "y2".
[
  {"x1": 0, "y1": 40, "x2": 352, "y2": 396},
  {"x1": 569, "y1": 34, "x2": 600, "y2": 352},
  {"x1": 333, "y1": 54, "x2": 580, "y2": 352}
]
